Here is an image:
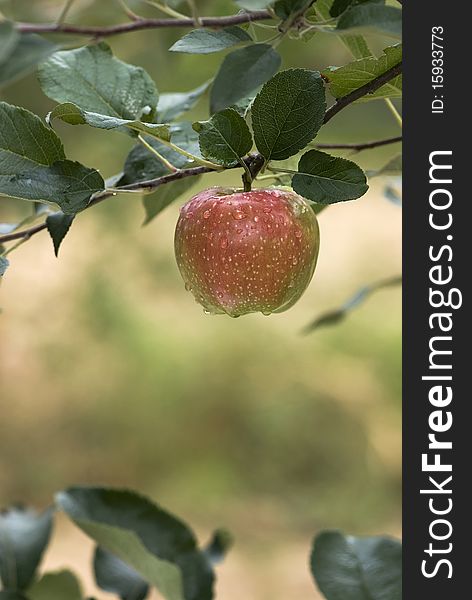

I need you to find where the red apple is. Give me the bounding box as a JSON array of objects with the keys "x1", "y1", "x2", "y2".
[{"x1": 174, "y1": 187, "x2": 320, "y2": 317}]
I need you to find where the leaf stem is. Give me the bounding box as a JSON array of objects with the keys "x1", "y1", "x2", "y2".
[
  {"x1": 56, "y1": 0, "x2": 77, "y2": 24},
  {"x1": 142, "y1": 0, "x2": 188, "y2": 20},
  {"x1": 384, "y1": 98, "x2": 403, "y2": 128},
  {"x1": 138, "y1": 135, "x2": 178, "y2": 172},
  {"x1": 154, "y1": 137, "x2": 223, "y2": 170}
]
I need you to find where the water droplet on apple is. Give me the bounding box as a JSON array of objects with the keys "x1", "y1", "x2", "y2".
[
  {"x1": 203, "y1": 210, "x2": 211, "y2": 219},
  {"x1": 220, "y1": 237, "x2": 228, "y2": 248},
  {"x1": 232, "y1": 210, "x2": 247, "y2": 220}
]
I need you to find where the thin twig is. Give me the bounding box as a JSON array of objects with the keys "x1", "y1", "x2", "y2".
[
  {"x1": 323, "y1": 62, "x2": 403, "y2": 124},
  {"x1": 0, "y1": 165, "x2": 217, "y2": 244},
  {"x1": 315, "y1": 136, "x2": 401, "y2": 152},
  {"x1": 17, "y1": 11, "x2": 272, "y2": 37}
]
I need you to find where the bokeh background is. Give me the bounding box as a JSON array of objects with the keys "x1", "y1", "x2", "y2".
[{"x1": 0, "y1": 1, "x2": 401, "y2": 598}]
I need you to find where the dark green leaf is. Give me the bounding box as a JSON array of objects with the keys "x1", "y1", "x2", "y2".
[
  {"x1": 47, "y1": 103, "x2": 170, "y2": 139},
  {"x1": 123, "y1": 123, "x2": 201, "y2": 185},
  {"x1": 316, "y1": 0, "x2": 373, "y2": 59},
  {"x1": 235, "y1": 0, "x2": 273, "y2": 8},
  {"x1": 323, "y1": 45, "x2": 402, "y2": 101},
  {"x1": 310, "y1": 530, "x2": 402, "y2": 600},
  {"x1": 330, "y1": 0, "x2": 354, "y2": 17},
  {"x1": 0, "y1": 27, "x2": 58, "y2": 89},
  {"x1": 204, "y1": 530, "x2": 234, "y2": 566},
  {"x1": 210, "y1": 44, "x2": 281, "y2": 114},
  {"x1": 56, "y1": 487, "x2": 214, "y2": 600},
  {"x1": 169, "y1": 27, "x2": 251, "y2": 54},
  {"x1": 193, "y1": 109, "x2": 252, "y2": 167},
  {"x1": 38, "y1": 43, "x2": 158, "y2": 122},
  {"x1": 330, "y1": 0, "x2": 376, "y2": 18},
  {"x1": 292, "y1": 150, "x2": 368, "y2": 203},
  {"x1": 143, "y1": 175, "x2": 200, "y2": 225},
  {"x1": 303, "y1": 275, "x2": 401, "y2": 333},
  {"x1": 46, "y1": 212, "x2": 75, "y2": 257},
  {"x1": 384, "y1": 177, "x2": 401, "y2": 206},
  {"x1": 337, "y1": 3, "x2": 402, "y2": 38},
  {"x1": 0, "y1": 593, "x2": 29, "y2": 599},
  {"x1": 274, "y1": 0, "x2": 313, "y2": 21},
  {"x1": 0, "y1": 256, "x2": 9, "y2": 277},
  {"x1": 0, "y1": 102, "x2": 104, "y2": 214},
  {"x1": 0, "y1": 22, "x2": 18, "y2": 63},
  {"x1": 366, "y1": 154, "x2": 401, "y2": 178},
  {"x1": 28, "y1": 570, "x2": 83, "y2": 600},
  {"x1": 252, "y1": 69, "x2": 326, "y2": 161},
  {"x1": 94, "y1": 547, "x2": 149, "y2": 600},
  {"x1": 0, "y1": 507, "x2": 53, "y2": 591},
  {"x1": 157, "y1": 82, "x2": 210, "y2": 122}
]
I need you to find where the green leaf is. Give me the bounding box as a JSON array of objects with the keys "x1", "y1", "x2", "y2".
[
  {"x1": 28, "y1": 570, "x2": 83, "y2": 600},
  {"x1": 46, "y1": 212, "x2": 75, "y2": 257},
  {"x1": 123, "y1": 123, "x2": 201, "y2": 185},
  {"x1": 366, "y1": 153, "x2": 402, "y2": 178},
  {"x1": 310, "y1": 530, "x2": 402, "y2": 600},
  {"x1": 0, "y1": 256, "x2": 9, "y2": 276},
  {"x1": 0, "y1": 507, "x2": 53, "y2": 591},
  {"x1": 0, "y1": 33, "x2": 58, "y2": 89},
  {"x1": 251, "y1": 69, "x2": 326, "y2": 161},
  {"x1": 38, "y1": 43, "x2": 158, "y2": 122},
  {"x1": 169, "y1": 27, "x2": 251, "y2": 54},
  {"x1": 303, "y1": 275, "x2": 401, "y2": 333},
  {"x1": 274, "y1": 0, "x2": 313, "y2": 21},
  {"x1": 330, "y1": 0, "x2": 354, "y2": 17},
  {"x1": 235, "y1": 0, "x2": 273, "y2": 8},
  {"x1": 210, "y1": 44, "x2": 281, "y2": 114},
  {"x1": 292, "y1": 150, "x2": 368, "y2": 203},
  {"x1": 47, "y1": 102, "x2": 170, "y2": 139},
  {"x1": 94, "y1": 547, "x2": 149, "y2": 600},
  {"x1": 204, "y1": 530, "x2": 234, "y2": 566},
  {"x1": 330, "y1": 0, "x2": 375, "y2": 18},
  {"x1": 323, "y1": 45, "x2": 402, "y2": 101},
  {"x1": 56, "y1": 487, "x2": 214, "y2": 600},
  {"x1": 193, "y1": 109, "x2": 252, "y2": 167},
  {"x1": 337, "y1": 3, "x2": 402, "y2": 38},
  {"x1": 0, "y1": 102, "x2": 104, "y2": 214},
  {"x1": 315, "y1": 0, "x2": 373, "y2": 59},
  {"x1": 143, "y1": 176, "x2": 200, "y2": 225},
  {"x1": 0, "y1": 593, "x2": 29, "y2": 600},
  {"x1": 0, "y1": 22, "x2": 18, "y2": 63},
  {"x1": 384, "y1": 178, "x2": 401, "y2": 205},
  {"x1": 157, "y1": 82, "x2": 210, "y2": 122}
]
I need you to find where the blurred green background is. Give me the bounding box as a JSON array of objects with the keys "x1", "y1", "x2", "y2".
[{"x1": 0, "y1": 1, "x2": 401, "y2": 598}]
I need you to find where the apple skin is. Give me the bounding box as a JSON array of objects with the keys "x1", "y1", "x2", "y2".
[{"x1": 174, "y1": 187, "x2": 320, "y2": 317}]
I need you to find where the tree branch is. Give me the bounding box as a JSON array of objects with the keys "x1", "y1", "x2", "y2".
[
  {"x1": 0, "y1": 63, "x2": 402, "y2": 247},
  {"x1": 16, "y1": 10, "x2": 272, "y2": 37},
  {"x1": 315, "y1": 135, "x2": 401, "y2": 152},
  {"x1": 323, "y1": 62, "x2": 402, "y2": 124},
  {"x1": 0, "y1": 163, "x2": 234, "y2": 244}
]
